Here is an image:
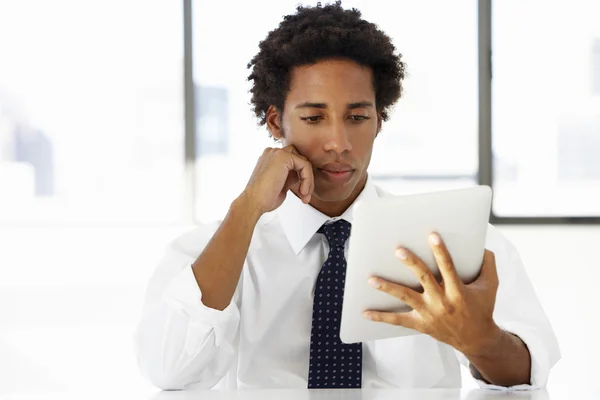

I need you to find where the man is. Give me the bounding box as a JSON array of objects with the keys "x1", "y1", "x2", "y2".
[{"x1": 134, "y1": 2, "x2": 560, "y2": 390}]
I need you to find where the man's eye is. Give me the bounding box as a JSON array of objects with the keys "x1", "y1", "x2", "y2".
[
  {"x1": 300, "y1": 116, "x2": 323, "y2": 123},
  {"x1": 349, "y1": 115, "x2": 370, "y2": 121}
]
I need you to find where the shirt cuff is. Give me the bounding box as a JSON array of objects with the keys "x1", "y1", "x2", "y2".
[
  {"x1": 162, "y1": 265, "x2": 239, "y2": 348},
  {"x1": 470, "y1": 321, "x2": 550, "y2": 391}
]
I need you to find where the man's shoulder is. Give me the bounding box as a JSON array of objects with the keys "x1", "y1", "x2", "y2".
[{"x1": 484, "y1": 223, "x2": 521, "y2": 263}]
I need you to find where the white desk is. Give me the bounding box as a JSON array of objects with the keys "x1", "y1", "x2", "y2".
[
  {"x1": 4, "y1": 388, "x2": 596, "y2": 400},
  {"x1": 151, "y1": 389, "x2": 525, "y2": 400},
  {"x1": 149, "y1": 388, "x2": 591, "y2": 400}
]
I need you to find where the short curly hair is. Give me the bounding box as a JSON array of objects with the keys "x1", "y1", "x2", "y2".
[{"x1": 247, "y1": 1, "x2": 406, "y2": 127}]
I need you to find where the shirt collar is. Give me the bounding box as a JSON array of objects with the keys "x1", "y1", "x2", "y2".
[{"x1": 277, "y1": 174, "x2": 379, "y2": 255}]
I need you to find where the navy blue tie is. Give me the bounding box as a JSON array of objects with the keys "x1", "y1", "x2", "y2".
[{"x1": 308, "y1": 219, "x2": 362, "y2": 389}]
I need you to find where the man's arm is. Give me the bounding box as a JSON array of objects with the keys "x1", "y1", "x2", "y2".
[
  {"x1": 135, "y1": 145, "x2": 315, "y2": 389},
  {"x1": 192, "y1": 145, "x2": 314, "y2": 310},
  {"x1": 465, "y1": 225, "x2": 561, "y2": 388},
  {"x1": 466, "y1": 327, "x2": 531, "y2": 386},
  {"x1": 191, "y1": 194, "x2": 261, "y2": 311}
]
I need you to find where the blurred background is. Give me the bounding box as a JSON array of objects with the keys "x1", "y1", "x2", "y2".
[{"x1": 0, "y1": 0, "x2": 598, "y2": 395}]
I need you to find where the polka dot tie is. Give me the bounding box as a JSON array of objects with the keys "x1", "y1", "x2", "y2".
[{"x1": 307, "y1": 219, "x2": 362, "y2": 389}]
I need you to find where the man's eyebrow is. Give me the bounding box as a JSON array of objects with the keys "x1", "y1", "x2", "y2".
[
  {"x1": 295, "y1": 102, "x2": 327, "y2": 109},
  {"x1": 294, "y1": 101, "x2": 374, "y2": 109},
  {"x1": 347, "y1": 101, "x2": 374, "y2": 109}
]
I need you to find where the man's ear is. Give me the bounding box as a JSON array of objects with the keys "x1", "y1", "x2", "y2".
[
  {"x1": 376, "y1": 112, "x2": 383, "y2": 137},
  {"x1": 266, "y1": 105, "x2": 283, "y2": 140}
]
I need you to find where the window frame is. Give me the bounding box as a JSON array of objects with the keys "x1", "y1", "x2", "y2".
[{"x1": 184, "y1": 0, "x2": 600, "y2": 225}]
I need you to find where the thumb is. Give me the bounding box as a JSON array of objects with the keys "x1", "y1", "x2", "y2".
[{"x1": 474, "y1": 250, "x2": 498, "y2": 286}]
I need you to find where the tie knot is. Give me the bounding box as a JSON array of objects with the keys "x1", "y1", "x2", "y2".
[{"x1": 318, "y1": 219, "x2": 352, "y2": 246}]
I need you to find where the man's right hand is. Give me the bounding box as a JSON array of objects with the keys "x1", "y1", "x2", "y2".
[
  {"x1": 241, "y1": 145, "x2": 315, "y2": 216},
  {"x1": 190, "y1": 145, "x2": 312, "y2": 311}
]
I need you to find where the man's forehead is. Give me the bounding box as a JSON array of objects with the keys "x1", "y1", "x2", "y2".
[
  {"x1": 289, "y1": 59, "x2": 373, "y2": 80},
  {"x1": 286, "y1": 61, "x2": 376, "y2": 103}
]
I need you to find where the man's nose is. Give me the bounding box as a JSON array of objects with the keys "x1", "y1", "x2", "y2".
[{"x1": 323, "y1": 120, "x2": 352, "y2": 154}]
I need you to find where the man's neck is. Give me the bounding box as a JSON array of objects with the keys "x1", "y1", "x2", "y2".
[{"x1": 308, "y1": 174, "x2": 368, "y2": 218}]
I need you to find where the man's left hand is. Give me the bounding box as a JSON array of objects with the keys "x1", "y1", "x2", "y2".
[{"x1": 364, "y1": 233, "x2": 502, "y2": 357}]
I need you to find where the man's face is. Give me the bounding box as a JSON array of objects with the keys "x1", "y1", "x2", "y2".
[{"x1": 267, "y1": 58, "x2": 381, "y2": 203}]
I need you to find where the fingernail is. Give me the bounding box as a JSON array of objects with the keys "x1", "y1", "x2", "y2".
[
  {"x1": 368, "y1": 278, "x2": 381, "y2": 288},
  {"x1": 363, "y1": 312, "x2": 373, "y2": 320},
  {"x1": 430, "y1": 233, "x2": 441, "y2": 246},
  {"x1": 395, "y1": 248, "x2": 408, "y2": 260}
]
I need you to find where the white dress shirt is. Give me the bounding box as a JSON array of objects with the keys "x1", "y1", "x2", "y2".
[{"x1": 134, "y1": 176, "x2": 561, "y2": 391}]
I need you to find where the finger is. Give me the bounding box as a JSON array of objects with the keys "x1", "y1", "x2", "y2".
[
  {"x1": 276, "y1": 150, "x2": 314, "y2": 203},
  {"x1": 288, "y1": 153, "x2": 314, "y2": 202},
  {"x1": 368, "y1": 277, "x2": 424, "y2": 311},
  {"x1": 429, "y1": 232, "x2": 463, "y2": 294},
  {"x1": 363, "y1": 309, "x2": 422, "y2": 331},
  {"x1": 279, "y1": 147, "x2": 313, "y2": 198},
  {"x1": 282, "y1": 170, "x2": 300, "y2": 193},
  {"x1": 472, "y1": 250, "x2": 498, "y2": 287},
  {"x1": 282, "y1": 145, "x2": 304, "y2": 158},
  {"x1": 395, "y1": 247, "x2": 442, "y2": 297}
]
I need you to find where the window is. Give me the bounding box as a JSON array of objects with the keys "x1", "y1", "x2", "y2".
[
  {"x1": 1, "y1": 1, "x2": 595, "y2": 393},
  {"x1": 491, "y1": 0, "x2": 600, "y2": 218},
  {"x1": 0, "y1": 0, "x2": 185, "y2": 225},
  {"x1": 0, "y1": 1, "x2": 187, "y2": 392},
  {"x1": 192, "y1": 0, "x2": 479, "y2": 223},
  {"x1": 354, "y1": 0, "x2": 479, "y2": 196}
]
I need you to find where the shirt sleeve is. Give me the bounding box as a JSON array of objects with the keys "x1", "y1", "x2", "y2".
[
  {"x1": 133, "y1": 223, "x2": 242, "y2": 390},
  {"x1": 162, "y1": 264, "x2": 240, "y2": 349},
  {"x1": 456, "y1": 224, "x2": 561, "y2": 390}
]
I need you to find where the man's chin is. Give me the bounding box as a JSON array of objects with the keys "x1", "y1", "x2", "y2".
[
  {"x1": 310, "y1": 171, "x2": 366, "y2": 204},
  {"x1": 311, "y1": 187, "x2": 356, "y2": 203}
]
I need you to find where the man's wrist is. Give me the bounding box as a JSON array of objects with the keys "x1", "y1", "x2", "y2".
[
  {"x1": 461, "y1": 322, "x2": 505, "y2": 360},
  {"x1": 231, "y1": 192, "x2": 263, "y2": 225}
]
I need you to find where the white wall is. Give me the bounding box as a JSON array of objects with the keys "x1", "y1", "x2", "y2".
[
  {"x1": 0, "y1": 226, "x2": 187, "y2": 396},
  {"x1": 0, "y1": 225, "x2": 598, "y2": 394},
  {"x1": 493, "y1": 225, "x2": 600, "y2": 392}
]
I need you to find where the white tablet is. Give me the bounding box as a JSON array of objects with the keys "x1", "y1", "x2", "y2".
[{"x1": 339, "y1": 185, "x2": 492, "y2": 343}]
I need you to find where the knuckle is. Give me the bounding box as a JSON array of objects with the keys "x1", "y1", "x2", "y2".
[
  {"x1": 453, "y1": 293, "x2": 467, "y2": 308},
  {"x1": 437, "y1": 248, "x2": 449, "y2": 261},
  {"x1": 398, "y1": 290, "x2": 410, "y2": 303},
  {"x1": 441, "y1": 299, "x2": 456, "y2": 315},
  {"x1": 419, "y1": 272, "x2": 432, "y2": 284},
  {"x1": 491, "y1": 275, "x2": 500, "y2": 288},
  {"x1": 402, "y1": 251, "x2": 414, "y2": 264},
  {"x1": 296, "y1": 156, "x2": 308, "y2": 168},
  {"x1": 295, "y1": 152, "x2": 308, "y2": 161},
  {"x1": 274, "y1": 149, "x2": 288, "y2": 162}
]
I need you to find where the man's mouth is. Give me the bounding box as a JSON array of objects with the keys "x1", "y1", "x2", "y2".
[
  {"x1": 317, "y1": 164, "x2": 355, "y2": 183},
  {"x1": 319, "y1": 163, "x2": 354, "y2": 173}
]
